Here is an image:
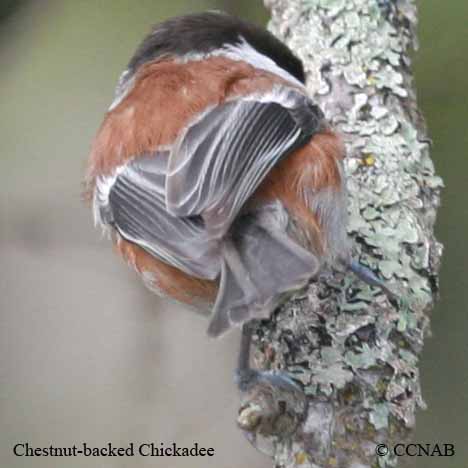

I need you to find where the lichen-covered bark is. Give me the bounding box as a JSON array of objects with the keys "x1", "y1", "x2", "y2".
[{"x1": 237, "y1": 1, "x2": 444, "y2": 466}]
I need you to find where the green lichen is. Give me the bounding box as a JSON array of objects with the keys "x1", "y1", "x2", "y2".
[
  {"x1": 369, "y1": 403, "x2": 390, "y2": 430},
  {"x1": 261, "y1": 0, "x2": 442, "y2": 466}
]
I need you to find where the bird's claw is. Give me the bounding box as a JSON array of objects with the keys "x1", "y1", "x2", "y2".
[{"x1": 236, "y1": 368, "x2": 307, "y2": 454}]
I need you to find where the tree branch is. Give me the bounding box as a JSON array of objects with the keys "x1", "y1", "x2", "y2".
[{"x1": 237, "y1": 1, "x2": 444, "y2": 466}]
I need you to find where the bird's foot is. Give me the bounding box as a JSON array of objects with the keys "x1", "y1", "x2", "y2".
[
  {"x1": 235, "y1": 368, "x2": 303, "y2": 394},
  {"x1": 235, "y1": 368, "x2": 307, "y2": 454}
]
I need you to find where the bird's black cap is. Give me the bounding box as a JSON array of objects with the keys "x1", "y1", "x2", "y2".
[{"x1": 127, "y1": 11, "x2": 305, "y2": 84}]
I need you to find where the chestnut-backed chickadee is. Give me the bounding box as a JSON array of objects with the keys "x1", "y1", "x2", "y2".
[{"x1": 85, "y1": 11, "x2": 392, "y2": 393}]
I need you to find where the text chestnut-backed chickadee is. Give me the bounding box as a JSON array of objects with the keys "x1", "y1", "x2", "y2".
[{"x1": 85, "y1": 11, "x2": 394, "y2": 395}]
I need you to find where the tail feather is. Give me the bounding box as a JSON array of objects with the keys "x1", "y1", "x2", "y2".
[{"x1": 207, "y1": 216, "x2": 320, "y2": 337}]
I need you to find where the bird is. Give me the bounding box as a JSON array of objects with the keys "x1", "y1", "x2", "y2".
[{"x1": 85, "y1": 11, "x2": 393, "y2": 393}]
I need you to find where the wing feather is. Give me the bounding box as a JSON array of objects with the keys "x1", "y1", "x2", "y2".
[
  {"x1": 106, "y1": 154, "x2": 219, "y2": 279},
  {"x1": 165, "y1": 87, "x2": 321, "y2": 237}
]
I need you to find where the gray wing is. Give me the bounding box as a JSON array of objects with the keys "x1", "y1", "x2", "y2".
[
  {"x1": 94, "y1": 87, "x2": 324, "y2": 284},
  {"x1": 207, "y1": 204, "x2": 321, "y2": 337},
  {"x1": 96, "y1": 152, "x2": 220, "y2": 279},
  {"x1": 166, "y1": 86, "x2": 324, "y2": 237}
]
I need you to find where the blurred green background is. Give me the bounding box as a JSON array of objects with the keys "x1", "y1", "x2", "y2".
[{"x1": 0, "y1": 1, "x2": 466, "y2": 467}]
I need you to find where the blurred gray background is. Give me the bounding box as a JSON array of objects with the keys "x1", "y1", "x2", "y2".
[{"x1": 0, "y1": 1, "x2": 466, "y2": 467}]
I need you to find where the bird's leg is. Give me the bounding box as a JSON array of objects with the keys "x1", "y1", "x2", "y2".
[
  {"x1": 235, "y1": 322, "x2": 303, "y2": 394},
  {"x1": 235, "y1": 323, "x2": 307, "y2": 446},
  {"x1": 235, "y1": 322, "x2": 257, "y2": 392},
  {"x1": 348, "y1": 259, "x2": 398, "y2": 301}
]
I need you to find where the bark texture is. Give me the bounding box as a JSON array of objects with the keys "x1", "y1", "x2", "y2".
[{"x1": 237, "y1": 1, "x2": 444, "y2": 466}]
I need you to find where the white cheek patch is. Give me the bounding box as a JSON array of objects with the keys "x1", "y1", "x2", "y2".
[
  {"x1": 180, "y1": 37, "x2": 306, "y2": 90},
  {"x1": 222, "y1": 38, "x2": 306, "y2": 89}
]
